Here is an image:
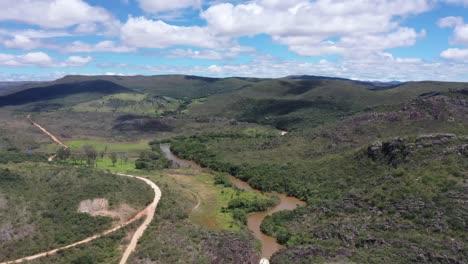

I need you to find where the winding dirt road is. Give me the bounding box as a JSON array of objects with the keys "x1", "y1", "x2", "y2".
[{"x1": 1, "y1": 116, "x2": 161, "y2": 264}]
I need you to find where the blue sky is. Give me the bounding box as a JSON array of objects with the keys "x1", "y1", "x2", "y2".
[{"x1": 1, "y1": 0, "x2": 468, "y2": 81}]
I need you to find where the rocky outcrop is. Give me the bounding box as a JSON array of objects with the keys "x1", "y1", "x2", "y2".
[
  {"x1": 446, "y1": 145, "x2": 468, "y2": 157},
  {"x1": 270, "y1": 247, "x2": 351, "y2": 264},
  {"x1": 203, "y1": 236, "x2": 260, "y2": 264},
  {"x1": 416, "y1": 134, "x2": 457, "y2": 147},
  {"x1": 367, "y1": 137, "x2": 409, "y2": 166}
]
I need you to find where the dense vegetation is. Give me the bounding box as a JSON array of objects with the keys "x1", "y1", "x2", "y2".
[
  {"x1": 0, "y1": 162, "x2": 152, "y2": 262},
  {"x1": 134, "y1": 143, "x2": 171, "y2": 170},
  {"x1": 1, "y1": 74, "x2": 468, "y2": 263},
  {"x1": 169, "y1": 90, "x2": 468, "y2": 263}
]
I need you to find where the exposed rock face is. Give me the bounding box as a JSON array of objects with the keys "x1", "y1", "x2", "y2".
[
  {"x1": 0, "y1": 192, "x2": 6, "y2": 210},
  {"x1": 416, "y1": 134, "x2": 457, "y2": 147},
  {"x1": 78, "y1": 198, "x2": 109, "y2": 215},
  {"x1": 203, "y1": 236, "x2": 260, "y2": 264},
  {"x1": 270, "y1": 247, "x2": 351, "y2": 264},
  {"x1": 446, "y1": 145, "x2": 468, "y2": 157},
  {"x1": 367, "y1": 138, "x2": 409, "y2": 166}
]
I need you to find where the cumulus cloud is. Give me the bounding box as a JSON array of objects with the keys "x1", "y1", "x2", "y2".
[
  {"x1": 439, "y1": 16, "x2": 468, "y2": 61},
  {"x1": 274, "y1": 27, "x2": 426, "y2": 57},
  {"x1": 198, "y1": 0, "x2": 431, "y2": 57},
  {"x1": 0, "y1": 52, "x2": 53, "y2": 67},
  {"x1": 60, "y1": 41, "x2": 135, "y2": 53},
  {"x1": 61, "y1": 56, "x2": 93, "y2": 67},
  {"x1": 201, "y1": 0, "x2": 431, "y2": 37},
  {"x1": 438, "y1": 16, "x2": 468, "y2": 45},
  {"x1": 121, "y1": 17, "x2": 231, "y2": 49},
  {"x1": 97, "y1": 52, "x2": 468, "y2": 82},
  {"x1": 441, "y1": 48, "x2": 468, "y2": 62},
  {"x1": 438, "y1": 16, "x2": 464, "y2": 28},
  {"x1": 0, "y1": 52, "x2": 92, "y2": 67},
  {"x1": 0, "y1": 0, "x2": 119, "y2": 34},
  {"x1": 137, "y1": 0, "x2": 202, "y2": 13},
  {"x1": 0, "y1": 29, "x2": 71, "y2": 39},
  {"x1": 3, "y1": 35, "x2": 43, "y2": 50},
  {"x1": 165, "y1": 46, "x2": 254, "y2": 60}
]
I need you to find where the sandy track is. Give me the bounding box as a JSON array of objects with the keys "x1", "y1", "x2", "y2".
[
  {"x1": 0, "y1": 116, "x2": 161, "y2": 264},
  {"x1": 116, "y1": 173, "x2": 161, "y2": 264},
  {"x1": 26, "y1": 115, "x2": 68, "y2": 148}
]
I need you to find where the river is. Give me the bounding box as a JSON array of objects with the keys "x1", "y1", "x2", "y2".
[{"x1": 160, "y1": 144, "x2": 305, "y2": 259}]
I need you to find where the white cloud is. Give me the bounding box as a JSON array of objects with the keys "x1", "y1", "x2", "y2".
[
  {"x1": 199, "y1": 0, "x2": 431, "y2": 56},
  {"x1": 0, "y1": 29, "x2": 71, "y2": 39},
  {"x1": 138, "y1": 0, "x2": 202, "y2": 13},
  {"x1": 438, "y1": 16, "x2": 464, "y2": 28},
  {"x1": 98, "y1": 52, "x2": 468, "y2": 82},
  {"x1": 61, "y1": 41, "x2": 135, "y2": 53},
  {"x1": 438, "y1": 16, "x2": 468, "y2": 45},
  {"x1": 202, "y1": 0, "x2": 431, "y2": 37},
  {"x1": 121, "y1": 17, "x2": 231, "y2": 49},
  {"x1": 439, "y1": 16, "x2": 468, "y2": 60},
  {"x1": 0, "y1": 52, "x2": 53, "y2": 67},
  {"x1": 0, "y1": 0, "x2": 119, "y2": 34},
  {"x1": 61, "y1": 56, "x2": 93, "y2": 67},
  {"x1": 440, "y1": 48, "x2": 468, "y2": 62},
  {"x1": 273, "y1": 27, "x2": 425, "y2": 57},
  {"x1": 165, "y1": 46, "x2": 254, "y2": 60},
  {"x1": 0, "y1": 52, "x2": 92, "y2": 67},
  {"x1": 74, "y1": 23, "x2": 99, "y2": 34},
  {"x1": 3, "y1": 35, "x2": 42, "y2": 50}
]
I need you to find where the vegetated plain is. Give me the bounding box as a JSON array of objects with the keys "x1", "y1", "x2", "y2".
[{"x1": 0, "y1": 74, "x2": 467, "y2": 263}]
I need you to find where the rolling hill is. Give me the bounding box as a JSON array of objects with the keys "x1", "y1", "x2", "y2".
[{"x1": 0, "y1": 74, "x2": 466, "y2": 263}]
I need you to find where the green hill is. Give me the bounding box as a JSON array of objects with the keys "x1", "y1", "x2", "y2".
[{"x1": 0, "y1": 74, "x2": 467, "y2": 263}]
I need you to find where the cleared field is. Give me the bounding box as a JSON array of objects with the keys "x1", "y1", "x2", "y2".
[{"x1": 66, "y1": 139, "x2": 150, "y2": 153}]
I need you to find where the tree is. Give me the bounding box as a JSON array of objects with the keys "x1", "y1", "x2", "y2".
[
  {"x1": 99, "y1": 151, "x2": 105, "y2": 160},
  {"x1": 70, "y1": 153, "x2": 77, "y2": 164},
  {"x1": 56, "y1": 147, "x2": 70, "y2": 161},
  {"x1": 75, "y1": 152, "x2": 85, "y2": 165},
  {"x1": 110, "y1": 152, "x2": 118, "y2": 166},
  {"x1": 119, "y1": 152, "x2": 129, "y2": 164},
  {"x1": 82, "y1": 145, "x2": 98, "y2": 166}
]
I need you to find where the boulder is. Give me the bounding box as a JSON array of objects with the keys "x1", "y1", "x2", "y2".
[{"x1": 367, "y1": 138, "x2": 409, "y2": 166}]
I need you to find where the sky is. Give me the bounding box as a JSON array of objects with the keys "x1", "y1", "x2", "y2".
[{"x1": 1, "y1": 0, "x2": 468, "y2": 82}]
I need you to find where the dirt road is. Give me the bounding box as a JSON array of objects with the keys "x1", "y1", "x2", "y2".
[
  {"x1": 116, "y1": 173, "x2": 161, "y2": 264},
  {"x1": 26, "y1": 114, "x2": 68, "y2": 148},
  {"x1": 0, "y1": 116, "x2": 161, "y2": 264}
]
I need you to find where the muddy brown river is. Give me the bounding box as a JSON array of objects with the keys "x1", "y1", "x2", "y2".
[{"x1": 160, "y1": 144, "x2": 305, "y2": 259}]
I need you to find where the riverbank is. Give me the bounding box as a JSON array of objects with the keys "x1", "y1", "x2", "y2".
[{"x1": 160, "y1": 144, "x2": 305, "y2": 259}]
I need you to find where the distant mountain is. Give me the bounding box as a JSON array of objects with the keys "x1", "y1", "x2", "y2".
[
  {"x1": 5, "y1": 74, "x2": 255, "y2": 99},
  {"x1": 284, "y1": 75, "x2": 351, "y2": 81},
  {"x1": 0, "y1": 82, "x2": 37, "y2": 94},
  {"x1": 284, "y1": 75, "x2": 402, "y2": 89},
  {"x1": 0, "y1": 80, "x2": 130, "y2": 107}
]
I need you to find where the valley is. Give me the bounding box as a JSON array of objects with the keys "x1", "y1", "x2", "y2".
[{"x1": 0, "y1": 74, "x2": 466, "y2": 263}]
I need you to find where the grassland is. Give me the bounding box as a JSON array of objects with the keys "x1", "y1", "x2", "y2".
[
  {"x1": 168, "y1": 170, "x2": 277, "y2": 232},
  {"x1": 66, "y1": 139, "x2": 150, "y2": 153}
]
